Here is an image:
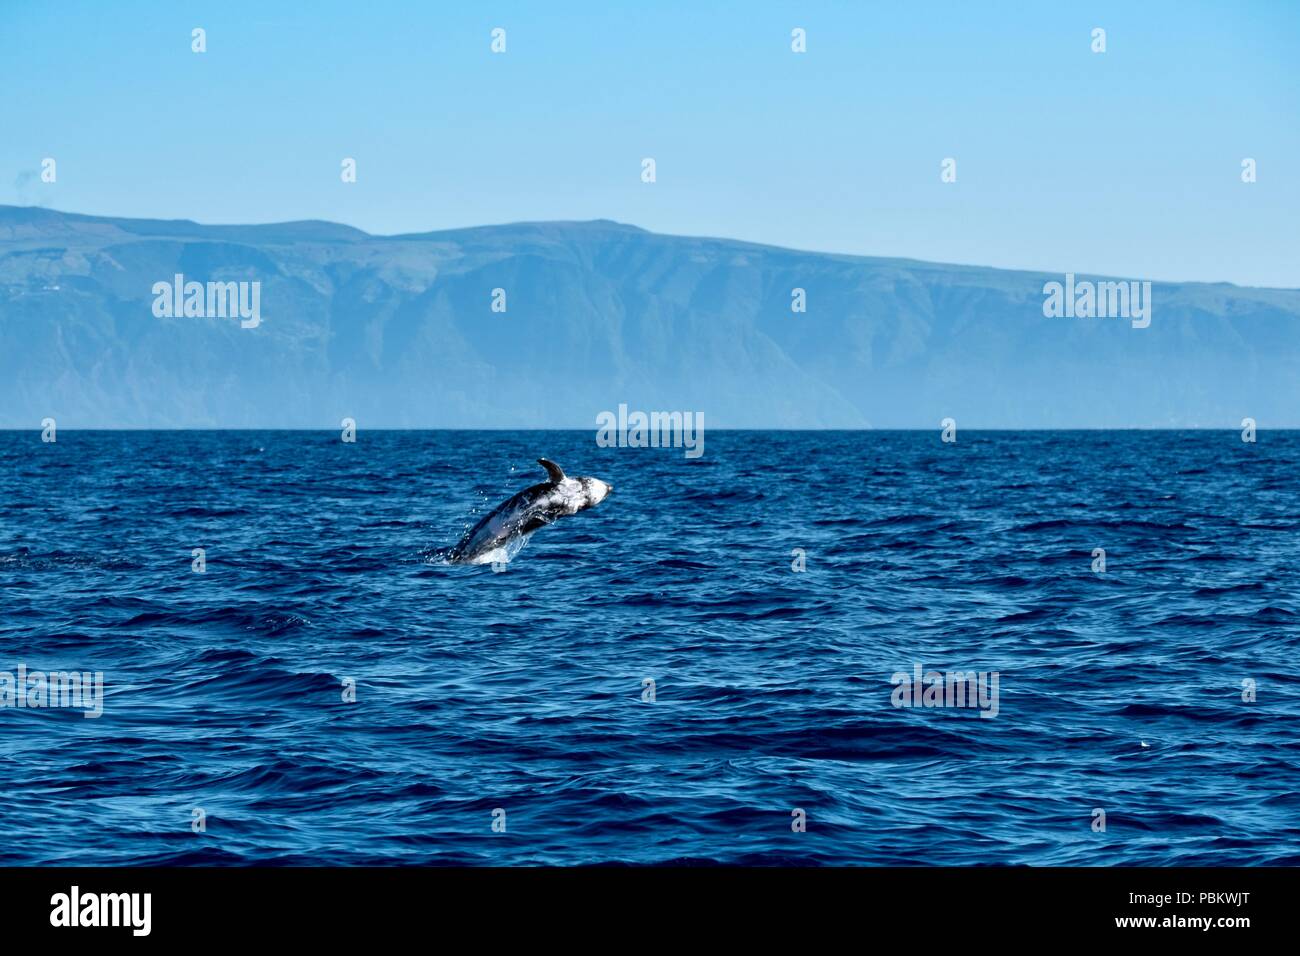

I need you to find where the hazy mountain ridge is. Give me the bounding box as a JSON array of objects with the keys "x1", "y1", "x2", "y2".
[{"x1": 2, "y1": 205, "x2": 1297, "y2": 428}]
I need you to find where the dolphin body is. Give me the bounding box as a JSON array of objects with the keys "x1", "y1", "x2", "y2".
[{"x1": 444, "y1": 459, "x2": 613, "y2": 565}]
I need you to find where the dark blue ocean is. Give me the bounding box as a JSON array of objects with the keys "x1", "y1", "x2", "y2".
[{"x1": 1, "y1": 430, "x2": 1297, "y2": 866}]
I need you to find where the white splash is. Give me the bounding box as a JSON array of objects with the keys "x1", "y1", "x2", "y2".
[{"x1": 468, "y1": 531, "x2": 534, "y2": 566}]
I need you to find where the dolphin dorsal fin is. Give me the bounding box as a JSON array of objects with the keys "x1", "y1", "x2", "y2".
[{"x1": 538, "y1": 458, "x2": 566, "y2": 482}]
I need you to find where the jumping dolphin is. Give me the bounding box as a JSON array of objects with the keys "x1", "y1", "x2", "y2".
[{"x1": 443, "y1": 459, "x2": 613, "y2": 565}]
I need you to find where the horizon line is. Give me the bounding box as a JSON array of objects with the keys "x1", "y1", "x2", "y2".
[{"x1": 5, "y1": 427, "x2": 1295, "y2": 433}]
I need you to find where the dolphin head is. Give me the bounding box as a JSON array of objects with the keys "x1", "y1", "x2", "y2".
[
  {"x1": 579, "y1": 476, "x2": 613, "y2": 507},
  {"x1": 537, "y1": 459, "x2": 612, "y2": 512}
]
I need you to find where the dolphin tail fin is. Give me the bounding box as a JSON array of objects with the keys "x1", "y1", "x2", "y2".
[{"x1": 538, "y1": 458, "x2": 566, "y2": 482}]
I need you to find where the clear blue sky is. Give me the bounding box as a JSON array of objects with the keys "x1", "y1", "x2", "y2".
[{"x1": 2, "y1": 0, "x2": 1296, "y2": 286}]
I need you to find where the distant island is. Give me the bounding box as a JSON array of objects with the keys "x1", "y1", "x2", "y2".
[{"x1": 2, "y1": 205, "x2": 1297, "y2": 428}]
